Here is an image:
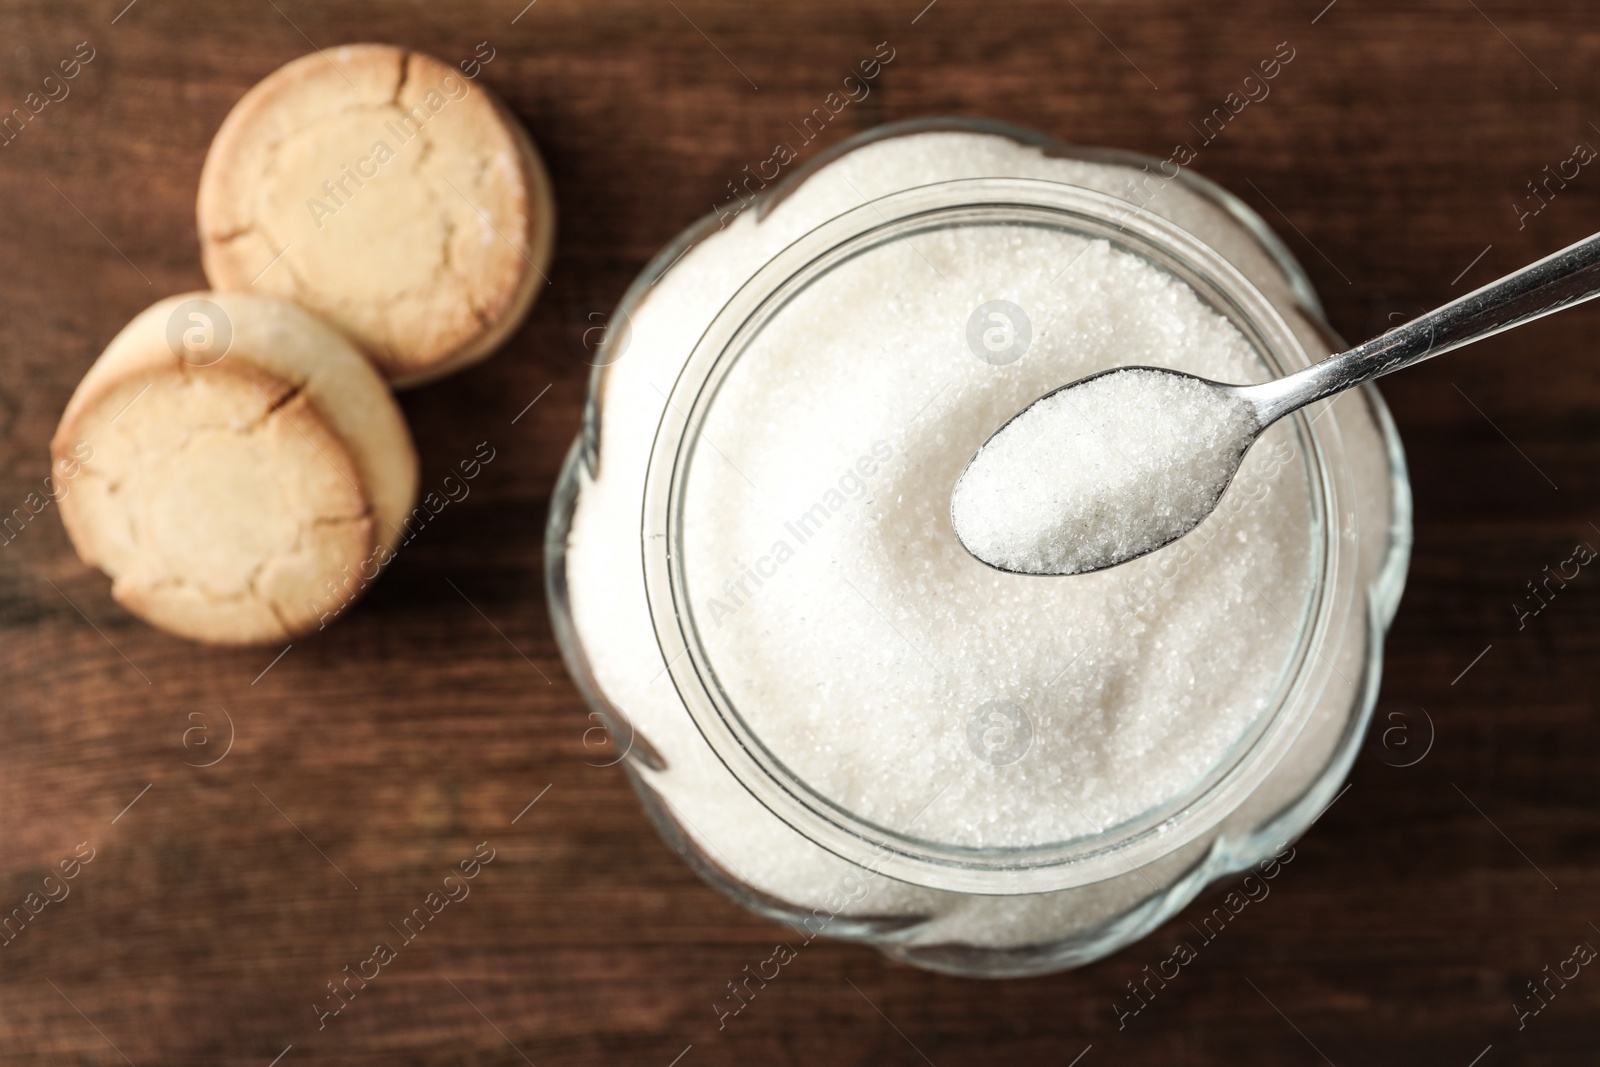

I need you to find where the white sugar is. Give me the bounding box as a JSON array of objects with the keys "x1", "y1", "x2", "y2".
[
  {"x1": 680, "y1": 228, "x2": 1310, "y2": 848},
  {"x1": 557, "y1": 129, "x2": 1385, "y2": 950},
  {"x1": 952, "y1": 368, "x2": 1260, "y2": 575}
]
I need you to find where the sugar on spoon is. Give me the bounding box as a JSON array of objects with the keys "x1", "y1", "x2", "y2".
[{"x1": 952, "y1": 230, "x2": 1600, "y2": 576}]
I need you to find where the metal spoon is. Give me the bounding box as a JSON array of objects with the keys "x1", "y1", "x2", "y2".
[{"x1": 953, "y1": 230, "x2": 1600, "y2": 576}]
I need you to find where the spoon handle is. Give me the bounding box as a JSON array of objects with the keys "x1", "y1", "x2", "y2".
[{"x1": 1251, "y1": 230, "x2": 1600, "y2": 425}]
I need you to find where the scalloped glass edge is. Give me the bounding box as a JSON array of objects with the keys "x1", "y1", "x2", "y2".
[{"x1": 544, "y1": 118, "x2": 1414, "y2": 977}]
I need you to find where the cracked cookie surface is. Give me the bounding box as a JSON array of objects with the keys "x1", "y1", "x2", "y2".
[
  {"x1": 197, "y1": 44, "x2": 554, "y2": 386},
  {"x1": 53, "y1": 292, "x2": 419, "y2": 645}
]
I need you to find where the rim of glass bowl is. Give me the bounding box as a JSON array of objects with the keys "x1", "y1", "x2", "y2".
[{"x1": 639, "y1": 176, "x2": 1357, "y2": 895}]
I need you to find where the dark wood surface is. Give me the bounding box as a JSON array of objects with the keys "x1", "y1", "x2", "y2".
[{"x1": 3, "y1": 1, "x2": 1600, "y2": 1063}]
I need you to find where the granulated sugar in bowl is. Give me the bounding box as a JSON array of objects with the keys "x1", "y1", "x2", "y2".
[{"x1": 547, "y1": 119, "x2": 1411, "y2": 977}]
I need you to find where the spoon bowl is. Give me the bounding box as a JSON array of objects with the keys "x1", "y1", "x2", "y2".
[{"x1": 950, "y1": 365, "x2": 1264, "y2": 576}]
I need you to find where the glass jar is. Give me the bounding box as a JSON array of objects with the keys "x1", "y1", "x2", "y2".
[{"x1": 547, "y1": 119, "x2": 1411, "y2": 978}]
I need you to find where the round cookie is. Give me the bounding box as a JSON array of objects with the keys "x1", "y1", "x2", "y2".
[
  {"x1": 52, "y1": 292, "x2": 419, "y2": 645},
  {"x1": 197, "y1": 44, "x2": 555, "y2": 387}
]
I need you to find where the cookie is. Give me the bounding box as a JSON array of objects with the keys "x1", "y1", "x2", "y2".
[
  {"x1": 52, "y1": 291, "x2": 419, "y2": 645},
  {"x1": 197, "y1": 44, "x2": 555, "y2": 387}
]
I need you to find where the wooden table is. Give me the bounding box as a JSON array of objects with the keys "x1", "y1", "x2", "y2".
[{"x1": 3, "y1": 1, "x2": 1599, "y2": 1062}]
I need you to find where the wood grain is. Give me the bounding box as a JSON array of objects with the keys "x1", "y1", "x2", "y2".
[{"x1": 3, "y1": 0, "x2": 1600, "y2": 1063}]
